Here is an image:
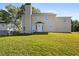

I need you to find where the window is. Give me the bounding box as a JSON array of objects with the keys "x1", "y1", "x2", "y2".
[
  {"x1": 64, "y1": 18, "x2": 68, "y2": 24},
  {"x1": 45, "y1": 16, "x2": 48, "y2": 20}
]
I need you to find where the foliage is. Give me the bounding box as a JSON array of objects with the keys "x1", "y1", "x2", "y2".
[
  {"x1": 20, "y1": 4, "x2": 41, "y2": 14},
  {"x1": 5, "y1": 4, "x2": 21, "y2": 30},
  {"x1": 0, "y1": 9, "x2": 11, "y2": 23},
  {"x1": 72, "y1": 20, "x2": 79, "y2": 32},
  {"x1": 32, "y1": 6, "x2": 41, "y2": 14},
  {"x1": 0, "y1": 4, "x2": 41, "y2": 31}
]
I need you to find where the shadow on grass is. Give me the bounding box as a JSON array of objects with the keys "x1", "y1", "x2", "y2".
[{"x1": 0, "y1": 32, "x2": 48, "y2": 38}]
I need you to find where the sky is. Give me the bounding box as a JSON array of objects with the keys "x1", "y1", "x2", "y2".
[{"x1": 0, "y1": 3, "x2": 79, "y2": 20}]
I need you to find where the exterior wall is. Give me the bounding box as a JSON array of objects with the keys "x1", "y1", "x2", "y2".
[
  {"x1": 21, "y1": 3, "x2": 71, "y2": 33},
  {"x1": 55, "y1": 17, "x2": 71, "y2": 32},
  {"x1": 31, "y1": 13, "x2": 56, "y2": 32},
  {"x1": 0, "y1": 23, "x2": 7, "y2": 30},
  {"x1": 7, "y1": 23, "x2": 18, "y2": 31},
  {"x1": 22, "y1": 4, "x2": 32, "y2": 33},
  {"x1": 21, "y1": 14, "x2": 26, "y2": 33},
  {"x1": 0, "y1": 22, "x2": 18, "y2": 31},
  {"x1": 0, "y1": 23, "x2": 8, "y2": 35},
  {"x1": 32, "y1": 13, "x2": 71, "y2": 33},
  {"x1": 0, "y1": 23, "x2": 18, "y2": 35}
]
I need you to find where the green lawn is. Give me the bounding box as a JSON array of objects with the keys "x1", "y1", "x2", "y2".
[{"x1": 0, "y1": 33, "x2": 79, "y2": 56}]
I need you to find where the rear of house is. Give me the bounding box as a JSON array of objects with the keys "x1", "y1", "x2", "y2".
[
  {"x1": 31, "y1": 13, "x2": 71, "y2": 33},
  {"x1": 0, "y1": 3, "x2": 71, "y2": 35},
  {"x1": 21, "y1": 3, "x2": 71, "y2": 34}
]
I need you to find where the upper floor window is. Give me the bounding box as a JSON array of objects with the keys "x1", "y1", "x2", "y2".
[
  {"x1": 45, "y1": 16, "x2": 48, "y2": 20},
  {"x1": 64, "y1": 18, "x2": 68, "y2": 24}
]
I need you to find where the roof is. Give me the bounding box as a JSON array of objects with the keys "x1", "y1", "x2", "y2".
[
  {"x1": 32, "y1": 13, "x2": 56, "y2": 16},
  {"x1": 56, "y1": 16, "x2": 72, "y2": 18},
  {"x1": 56, "y1": 15, "x2": 72, "y2": 18}
]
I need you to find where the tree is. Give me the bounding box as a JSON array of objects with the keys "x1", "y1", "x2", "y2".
[
  {"x1": 5, "y1": 4, "x2": 21, "y2": 31},
  {"x1": 0, "y1": 4, "x2": 41, "y2": 32},
  {"x1": 32, "y1": 6, "x2": 41, "y2": 14},
  {"x1": 5, "y1": 4, "x2": 41, "y2": 31},
  {"x1": 72, "y1": 20, "x2": 79, "y2": 32},
  {"x1": 20, "y1": 4, "x2": 41, "y2": 14},
  {"x1": 0, "y1": 9, "x2": 11, "y2": 23}
]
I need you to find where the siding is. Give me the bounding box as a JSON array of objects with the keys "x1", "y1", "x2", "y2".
[{"x1": 0, "y1": 30, "x2": 8, "y2": 35}]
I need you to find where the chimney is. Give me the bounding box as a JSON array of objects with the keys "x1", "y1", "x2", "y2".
[{"x1": 22, "y1": 3, "x2": 32, "y2": 33}]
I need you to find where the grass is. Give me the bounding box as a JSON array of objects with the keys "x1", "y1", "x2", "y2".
[{"x1": 0, "y1": 33, "x2": 79, "y2": 56}]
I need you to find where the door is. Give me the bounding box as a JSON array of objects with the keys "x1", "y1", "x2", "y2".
[{"x1": 37, "y1": 23, "x2": 43, "y2": 32}]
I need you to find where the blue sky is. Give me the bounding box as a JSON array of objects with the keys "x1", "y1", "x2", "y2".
[{"x1": 0, "y1": 3, "x2": 79, "y2": 20}]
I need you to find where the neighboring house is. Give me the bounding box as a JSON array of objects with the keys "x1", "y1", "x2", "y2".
[
  {"x1": 0, "y1": 22, "x2": 8, "y2": 35},
  {"x1": 7, "y1": 23, "x2": 18, "y2": 33},
  {"x1": 21, "y1": 3, "x2": 71, "y2": 34},
  {"x1": 0, "y1": 22, "x2": 18, "y2": 35}
]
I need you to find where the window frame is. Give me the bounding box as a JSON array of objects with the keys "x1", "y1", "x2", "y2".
[
  {"x1": 45, "y1": 16, "x2": 48, "y2": 20},
  {"x1": 64, "y1": 18, "x2": 68, "y2": 24}
]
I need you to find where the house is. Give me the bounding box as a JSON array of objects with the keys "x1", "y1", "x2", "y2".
[
  {"x1": 0, "y1": 21, "x2": 8, "y2": 35},
  {"x1": 0, "y1": 21, "x2": 18, "y2": 35},
  {"x1": 21, "y1": 3, "x2": 71, "y2": 34},
  {"x1": 0, "y1": 3, "x2": 71, "y2": 35}
]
